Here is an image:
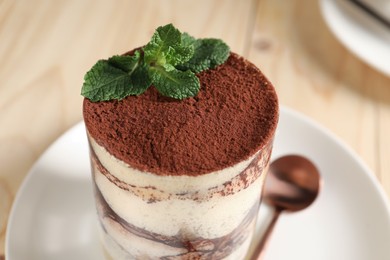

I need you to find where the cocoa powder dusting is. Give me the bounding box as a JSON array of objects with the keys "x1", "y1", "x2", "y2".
[{"x1": 83, "y1": 52, "x2": 278, "y2": 176}]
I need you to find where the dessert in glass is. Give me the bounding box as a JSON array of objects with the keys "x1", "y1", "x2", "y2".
[{"x1": 82, "y1": 24, "x2": 278, "y2": 259}]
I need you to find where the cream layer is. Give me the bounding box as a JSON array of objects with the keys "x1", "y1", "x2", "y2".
[
  {"x1": 94, "y1": 183, "x2": 259, "y2": 259},
  {"x1": 89, "y1": 136, "x2": 257, "y2": 193},
  {"x1": 90, "y1": 135, "x2": 269, "y2": 238},
  {"x1": 88, "y1": 133, "x2": 272, "y2": 259},
  {"x1": 93, "y1": 160, "x2": 265, "y2": 238}
]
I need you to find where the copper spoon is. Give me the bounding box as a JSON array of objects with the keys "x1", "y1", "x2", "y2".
[{"x1": 249, "y1": 155, "x2": 321, "y2": 260}]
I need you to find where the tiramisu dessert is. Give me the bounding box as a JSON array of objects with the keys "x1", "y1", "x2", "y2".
[{"x1": 82, "y1": 24, "x2": 278, "y2": 259}]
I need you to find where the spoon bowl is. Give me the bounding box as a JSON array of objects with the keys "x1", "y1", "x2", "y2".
[{"x1": 265, "y1": 155, "x2": 321, "y2": 212}]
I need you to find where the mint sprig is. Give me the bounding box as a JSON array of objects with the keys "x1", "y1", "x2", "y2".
[{"x1": 81, "y1": 24, "x2": 230, "y2": 101}]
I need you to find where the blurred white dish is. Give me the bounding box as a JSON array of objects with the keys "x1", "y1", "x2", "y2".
[
  {"x1": 6, "y1": 107, "x2": 390, "y2": 260},
  {"x1": 320, "y1": 0, "x2": 390, "y2": 77}
]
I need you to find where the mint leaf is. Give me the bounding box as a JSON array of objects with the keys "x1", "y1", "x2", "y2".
[
  {"x1": 81, "y1": 52, "x2": 151, "y2": 101},
  {"x1": 178, "y1": 38, "x2": 230, "y2": 73},
  {"x1": 181, "y1": 32, "x2": 197, "y2": 48},
  {"x1": 81, "y1": 23, "x2": 231, "y2": 102},
  {"x1": 144, "y1": 24, "x2": 194, "y2": 68},
  {"x1": 108, "y1": 52, "x2": 140, "y2": 72},
  {"x1": 149, "y1": 67, "x2": 200, "y2": 100}
]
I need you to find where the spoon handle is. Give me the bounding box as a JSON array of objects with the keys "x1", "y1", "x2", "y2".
[{"x1": 249, "y1": 208, "x2": 281, "y2": 260}]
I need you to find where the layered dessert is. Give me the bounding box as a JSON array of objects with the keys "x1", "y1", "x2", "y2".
[{"x1": 82, "y1": 24, "x2": 278, "y2": 259}]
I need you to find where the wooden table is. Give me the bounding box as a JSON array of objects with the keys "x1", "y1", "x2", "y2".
[{"x1": 1, "y1": 0, "x2": 389, "y2": 257}]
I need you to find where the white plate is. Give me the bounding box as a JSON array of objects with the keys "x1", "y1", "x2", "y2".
[
  {"x1": 6, "y1": 107, "x2": 390, "y2": 260},
  {"x1": 320, "y1": 0, "x2": 390, "y2": 77}
]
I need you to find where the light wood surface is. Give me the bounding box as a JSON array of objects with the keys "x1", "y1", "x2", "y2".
[{"x1": 1, "y1": 0, "x2": 389, "y2": 257}]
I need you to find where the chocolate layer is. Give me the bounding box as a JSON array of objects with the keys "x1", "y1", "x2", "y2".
[{"x1": 83, "y1": 52, "x2": 278, "y2": 176}]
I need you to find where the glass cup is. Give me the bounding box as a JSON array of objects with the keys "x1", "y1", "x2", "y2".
[{"x1": 87, "y1": 134, "x2": 275, "y2": 259}]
